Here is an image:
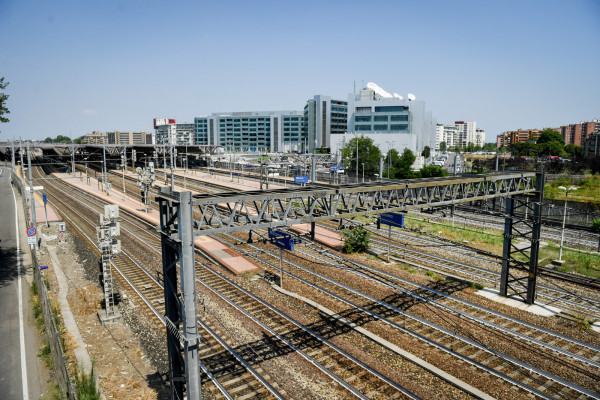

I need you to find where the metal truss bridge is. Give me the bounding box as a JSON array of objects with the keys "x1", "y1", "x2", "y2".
[{"x1": 158, "y1": 171, "x2": 537, "y2": 235}]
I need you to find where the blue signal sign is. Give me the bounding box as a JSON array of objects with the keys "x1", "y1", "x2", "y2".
[
  {"x1": 294, "y1": 176, "x2": 309, "y2": 184},
  {"x1": 268, "y1": 228, "x2": 301, "y2": 251}
]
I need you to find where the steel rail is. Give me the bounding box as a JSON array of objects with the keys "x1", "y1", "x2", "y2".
[
  {"x1": 193, "y1": 258, "x2": 421, "y2": 400},
  {"x1": 228, "y1": 234, "x2": 600, "y2": 400},
  {"x1": 293, "y1": 246, "x2": 600, "y2": 370},
  {"x1": 34, "y1": 167, "x2": 272, "y2": 400}
]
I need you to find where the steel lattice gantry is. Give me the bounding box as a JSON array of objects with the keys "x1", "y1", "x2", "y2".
[{"x1": 158, "y1": 172, "x2": 537, "y2": 235}]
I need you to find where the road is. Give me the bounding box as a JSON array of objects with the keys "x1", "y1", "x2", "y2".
[{"x1": 0, "y1": 165, "x2": 42, "y2": 400}]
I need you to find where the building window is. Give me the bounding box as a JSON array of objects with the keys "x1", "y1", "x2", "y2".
[
  {"x1": 355, "y1": 107, "x2": 371, "y2": 113},
  {"x1": 390, "y1": 115, "x2": 408, "y2": 121},
  {"x1": 375, "y1": 106, "x2": 408, "y2": 112},
  {"x1": 355, "y1": 125, "x2": 371, "y2": 131},
  {"x1": 390, "y1": 124, "x2": 409, "y2": 131},
  {"x1": 374, "y1": 124, "x2": 388, "y2": 131},
  {"x1": 374, "y1": 115, "x2": 388, "y2": 122},
  {"x1": 355, "y1": 115, "x2": 371, "y2": 122}
]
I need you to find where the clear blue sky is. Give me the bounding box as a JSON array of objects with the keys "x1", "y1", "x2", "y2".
[{"x1": 1, "y1": 0, "x2": 599, "y2": 142}]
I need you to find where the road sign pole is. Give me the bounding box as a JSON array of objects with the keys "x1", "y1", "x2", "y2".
[
  {"x1": 280, "y1": 247, "x2": 284, "y2": 290},
  {"x1": 43, "y1": 194, "x2": 48, "y2": 227},
  {"x1": 388, "y1": 224, "x2": 391, "y2": 263}
]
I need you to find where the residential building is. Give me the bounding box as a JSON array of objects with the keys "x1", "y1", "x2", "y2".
[
  {"x1": 435, "y1": 124, "x2": 459, "y2": 150},
  {"x1": 81, "y1": 131, "x2": 107, "y2": 144},
  {"x1": 560, "y1": 119, "x2": 600, "y2": 146},
  {"x1": 107, "y1": 131, "x2": 153, "y2": 145},
  {"x1": 584, "y1": 133, "x2": 600, "y2": 158},
  {"x1": 155, "y1": 122, "x2": 195, "y2": 145},
  {"x1": 496, "y1": 129, "x2": 541, "y2": 148}
]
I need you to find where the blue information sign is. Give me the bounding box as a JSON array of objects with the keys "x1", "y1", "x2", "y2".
[
  {"x1": 294, "y1": 175, "x2": 309, "y2": 184},
  {"x1": 43, "y1": 194, "x2": 47, "y2": 205},
  {"x1": 380, "y1": 213, "x2": 404, "y2": 228},
  {"x1": 268, "y1": 228, "x2": 301, "y2": 251}
]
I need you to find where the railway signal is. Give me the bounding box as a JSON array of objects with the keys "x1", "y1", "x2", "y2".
[
  {"x1": 379, "y1": 212, "x2": 404, "y2": 262},
  {"x1": 137, "y1": 163, "x2": 156, "y2": 212},
  {"x1": 96, "y1": 205, "x2": 121, "y2": 324},
  {"x1": 268, "y1": 228, "x2": 302, "y2": 289}
]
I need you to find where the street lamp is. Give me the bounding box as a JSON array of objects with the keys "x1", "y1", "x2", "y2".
[
  {"x1": 361, "y1": 162, "x2": 365, "y2": 183},
  {"x1": 557, "y1": 186, "x2": 577, "y2": 262}
]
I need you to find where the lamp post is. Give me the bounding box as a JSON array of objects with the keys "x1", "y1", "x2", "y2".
[
  {"x1": 361, "y1": 162, "x2": 365, "y2": 183},
  {"x1": 558, "y1": 186, "x2": 577, "y2": 262},
  {"x1": 385, "y1": 141, "x2": 395, "y2": 179}
]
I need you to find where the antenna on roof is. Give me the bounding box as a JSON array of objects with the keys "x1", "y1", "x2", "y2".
[{"x1": 407, "y1": 93, "x2": 416, "y2": 101}]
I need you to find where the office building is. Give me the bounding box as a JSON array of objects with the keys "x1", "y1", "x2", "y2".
[
  {"x1": 194, "y1": 111, "x2": 305, "y2": 152},
  {"x1": 304, "y1": 95, "x2": 348, "y2": 152},
  {"x1": 330, "y1": 83, "x2": 436, "y2": 156},
  {"x1": 81, "y1": 131, "x2": 107, "y2": 144}
]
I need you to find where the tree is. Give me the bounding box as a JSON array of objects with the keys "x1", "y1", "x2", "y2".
[
  {"x1": 564, "y1": 144, "x2": 583, "y2": 159},
  {"x1": 466, "y1": 142, "x2": 475, "y2": 152},
  {"x1": 439, "y1": 141, "x2": 447, "y2": 152},
  {"x1": 0, "y1": 77, "x2": 9, "y2": 123},
  {"x1": 44, "y1": 137, "x2": 53, "y2": 143},
  {"x1": 482, "y1": 143, "x2": 497, "y2": 152},
  {"x1": 73, "y1": 138, "x2": 83, "y2": 144},
  {"x1": 54, "y1": 135, "x2": 72, "y2": 144},
  {"x1": 419, "y1": 165, "x2": 446, "y2": 178},
  {"x1": 537, "y1": 129, "x2": 564, "y2": 145},
  {"x1": 395, "y1": 148, "x2": 416, "y2": 178},
  {"x1": 421, "y1": 146, "x2": 431, "y2": 159},
  {"x1": 341, "y1": 135, "x2": 382, "y2": 175}
]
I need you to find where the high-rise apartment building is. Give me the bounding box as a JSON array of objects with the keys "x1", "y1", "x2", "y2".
[
  {"x1": 155, "y1": 123, "x2": 195, "y2": 145},
  {"x1": 560, "y1": 119, "x2": 600, "y2": 146},
  {"x1": 497, "y1": 129, "x2": 541, "y2": 148}
]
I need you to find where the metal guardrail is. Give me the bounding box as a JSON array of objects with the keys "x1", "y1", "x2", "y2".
[{"x1": 11, "y1": 169, "x2": 77, "y2": 400}]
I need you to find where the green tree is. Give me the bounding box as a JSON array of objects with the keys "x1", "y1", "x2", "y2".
[
  {"x1": 421, "y1": 146, "x2": 431, "y2": 159},
  {"x1": 54, "y1": 135, "x2": 72, "y2": 144},
  {"x1": 537, "y1": 129, "x2": 564, "y2": 145},
  {"x1": 482, "y1": 143, "x2": 497, "y2": 152},
  {"x1": 73, "y1": 138, "x2": 83, "y2": 144},
  {"x1": 564, "y1": 144, "x2": 583, "y2": 159},
  {"x1": 439, "y1": 141, "x2": 447, "y2": 152},
  {"x1": 0, "y1": 77, "x2": 9, "y2": 123},
  {"x1": 466, "y1": 142, "x2": 475, "y2": 152},
  {"x1": 43, "y1": 137, "x2": 53, "y2": 143},
  {"x1": 341, "y1": 135, "x2": 382, "y2": 175},
  {"x1": 419, "y1": 165, "x2": 446, "y2": 178},
  {"x1": 395, "y1": 148, "x2": 416, "y2": 178}
]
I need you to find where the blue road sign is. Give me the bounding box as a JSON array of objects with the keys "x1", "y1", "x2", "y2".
[
  {"x1": 27, "y1": 227, "x2": 37, "y2": 236},
  {"x1": 380, "y1": 213, "x2": 404, "y2": 228},
  {"x1": 43, "y1": 194, "x2": 47, "y2": 205},
  {"x1": 294, "y1": 176, "x2": 309, "y2": 184}
]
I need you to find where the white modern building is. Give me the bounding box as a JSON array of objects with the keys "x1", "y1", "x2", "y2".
[
  {"x1": 329, "y1": 83, "x2": 436, "y2": 157},
  {"x1": 155, "y1": 122, "x2": 195, "y2": 145},
  {"x1": 435, "y1": 121, "x2": 485, "y2": 149}
]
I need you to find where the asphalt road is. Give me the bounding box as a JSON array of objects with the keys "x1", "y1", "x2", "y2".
[{"x1": 0, "y1": 165, "x2": 42, "y2": 400}]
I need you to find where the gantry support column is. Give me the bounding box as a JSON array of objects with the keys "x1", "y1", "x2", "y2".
[
  {"x1": 159, "y1": 188, "x2": 201, "y2": 400},
  {"x1": 499, "y1": 171, "x2": 544, "y2": 304}
]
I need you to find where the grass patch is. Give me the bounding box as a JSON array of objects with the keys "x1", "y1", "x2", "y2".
[
  {"x1": 39, "y1": 339, "x2": 53, "y2": 369},
  {"x1": 30, "y1": 281, "x2": 44, "y2": 329},
  {"x1": 545, "y1": 175, "x2": 600, "y2": 206},
  {"x1": 73, "y1": 364, "x2": 101, "y2": 400}
]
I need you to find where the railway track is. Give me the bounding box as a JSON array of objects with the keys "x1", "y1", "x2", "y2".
[
  {"x1": 221, "y1": 230, "x2": 600, "y2": 400},
  {"x1": 35, "y1": 165, "x2": 423, "y2": 399}
]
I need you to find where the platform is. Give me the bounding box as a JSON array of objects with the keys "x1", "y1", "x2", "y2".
[
  {"x1": 52, "y1": 173, "x2": 260, "y2": 275},
  {"x1": 291, "y1": 223, "x2": 344, "y2": 250}
]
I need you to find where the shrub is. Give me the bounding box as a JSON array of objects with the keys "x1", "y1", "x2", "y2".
[{"x1": 341, "y1": 227, "x2": 370, "y2": 253}]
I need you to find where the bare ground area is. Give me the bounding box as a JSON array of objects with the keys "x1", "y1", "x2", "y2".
[{"x1": 36, "y1": 222, "x2": 170, "y2": 399}]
